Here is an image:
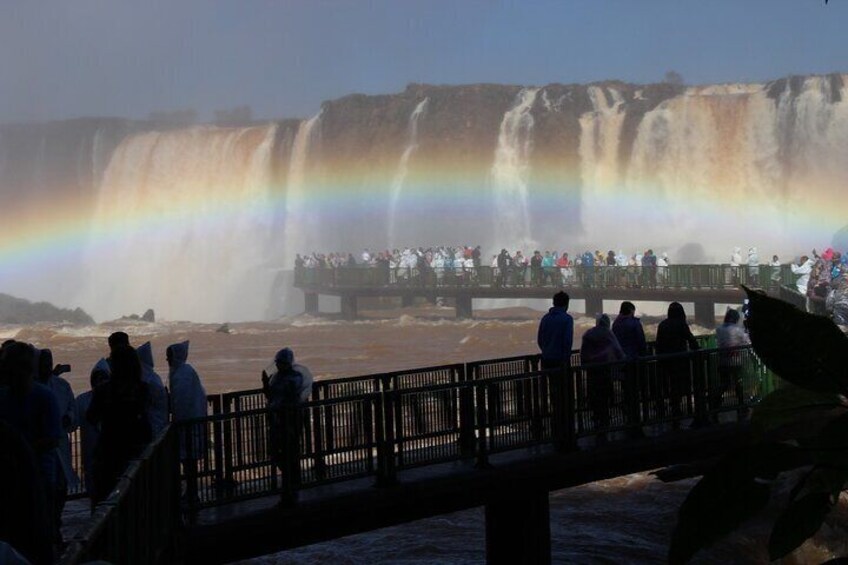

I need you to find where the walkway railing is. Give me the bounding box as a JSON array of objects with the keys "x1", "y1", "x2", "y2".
[
  {"x1": 60, "y1": 426, "x2": 180, "y2": 565},
  {"x1": 63, "y1": 337, "x2": 716, "y2": 500},
  {"x1": 175, "y1": 344, "x2": 779, "y2": 513},
  {"x1": 295, "y1": 264, "x2": 796, "y2": 291}
]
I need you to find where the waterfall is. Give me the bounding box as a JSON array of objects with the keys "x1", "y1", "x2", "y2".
[
  {"x1": 283, "y1": 111, "x2": 322, "y2": 268},
  {"x1": 78, "y1": 124, "x2": 279, "y2": 322},
  {"x1": 387, "y1": 98, "x2": 429, "y2": 248},
  {"x1": 579, "y1": 86, "x2": 627, "y2": 241},
  {"x1": 491, "y1": 88, "x2": 538, "y2": 252}
]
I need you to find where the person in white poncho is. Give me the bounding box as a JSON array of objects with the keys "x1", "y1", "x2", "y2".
[
  {"x1": 136, "y1": 342, "x2": 169, "y2": 438},
  {"x1": 167, "y1": 340, "x2": 207, "y2": 505},
  {"x1": 262, "y1": 348, "x2": 313, "y2": 497}
]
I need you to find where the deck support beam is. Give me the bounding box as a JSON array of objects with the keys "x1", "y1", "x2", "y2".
[
  {"x1": 304, "y1": 292, "x2": 319, "y2": 315},
  {"x1": 694, "y1": 300, "x2": 715, "y2": 327},
  {"x1": 456, "y1": 294, "x2": 473, "y2": 319},
  {"x1": 341, "y1": 294, "x2": 358, "y2": 320},
  {"x1": 584, "y1": 294, "x2": 603, "y2": 317}
]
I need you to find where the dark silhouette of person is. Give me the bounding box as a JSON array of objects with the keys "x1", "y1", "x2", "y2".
[
  {"x1": 537, "y1": 291, "x2": 574, "y2": 371},
  {"x1": 655, "y1": 302, "x2": 700, "y2": 428},
  {"x1": 612, "y1": 301, "x2": 648, "y2": 435},
  {"x1": 580, "y1": 314, "x2": 625, "y2": 441},
  {"x1": 35, "y1": 349, "x2": 77, "y2": 547},
  {"x1": 497, "y1": 249, "x2": 511, "y2": 287},
  {"x1": 262, "y1": 348, "x2": 313, "y2": 501},
  {"x1": 86, "y1": 345, "x2": 151, "y2": 504},
  {"x1": 712, "y1": 308, "x2": 750, "y2": 420},
  {"x1": 0, "y1": 341, "x2": 55, "y2": 564}
]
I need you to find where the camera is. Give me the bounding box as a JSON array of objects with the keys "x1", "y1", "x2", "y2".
[{"x1": 53, "y1": 364, "x2": 72, "y2": 375}]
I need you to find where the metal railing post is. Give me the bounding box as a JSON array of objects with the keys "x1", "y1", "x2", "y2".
[
  {"x1": 375, "y1": 391, "x2": 398, "y2": 486},
  {"x1": 475, "y1": 382, "x2": 490, "y2": 468},
  {"x1": 279, "y1": 405, "x2": 301, "y2": 505}
]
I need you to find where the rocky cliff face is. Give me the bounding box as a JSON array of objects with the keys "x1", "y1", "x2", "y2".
[{"x1": 2, "y1": 75, "x2": 847, "y2": 321}]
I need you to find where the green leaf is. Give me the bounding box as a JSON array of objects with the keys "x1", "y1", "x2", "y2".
[
  {"x1": 769, "y1": 492, "x2": 833, "y2": 560},
  {"x1": 751, "y1": 384, "x2": 848, "y2": 442},
  {"x1": 743, "y1": 288, "x2": 848, "y2": 395},
  {"x1": 768, "y1": 466, "x2": 847, "y2": 560},
  {"x1": 668, "y1": 443, "x2": 800, "y2": 564},
  {"x1": 809, "y1": 411, "x2": 848, "y2": 468}
]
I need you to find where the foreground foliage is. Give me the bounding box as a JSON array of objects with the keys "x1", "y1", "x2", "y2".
[{"x1": 669, "y1": 288, "x2": 848, "y2": 563}]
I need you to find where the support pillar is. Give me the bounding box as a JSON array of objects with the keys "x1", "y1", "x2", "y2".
[
  {"x1": 341, "y1": 294, "x2": 358, "y2": 320},
  {"x1": 694, "y1": 301, "x2": 715, "y2": 328},
  {"x1": 485, "y1": 489, "x2": 551, "y2": 565},
  {"x1": 401, "y1": 294, "x2": 414, "y2": 308},
  {"x1": 585, "y1": 294, "x2": 603, "y2": 317},
  {"x1": 456, "y1": 294, "x2": 473, "y2": 319},
  {"x1": 304, "y1": 292, "x2": 319, "y2": 315}
]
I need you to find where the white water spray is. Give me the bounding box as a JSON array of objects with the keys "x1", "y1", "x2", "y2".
[
  {"x1": 78, "y1": 125, "x2": 279, "y2": 322},
  {"x1": 388, "y1": 98, "x2": 430, "y2": 248},
  {"x1": 388, "y1": 98, "x2": 428, "y2": 248},
  {"x1": 283, "y1": 111, "x2": 323, "y2": 268},
  {"x1": 491, "y1": 88, "x2": 539, "y2": 252}
]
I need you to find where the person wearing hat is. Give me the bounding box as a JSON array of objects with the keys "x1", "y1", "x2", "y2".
[{"x1": 262, "y1": 348, "x2": 313, "y2": 496}]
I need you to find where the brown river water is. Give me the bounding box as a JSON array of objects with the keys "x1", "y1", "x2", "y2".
[{"x1": 3, "y1": 306, "x2": 846, "y2": 563}]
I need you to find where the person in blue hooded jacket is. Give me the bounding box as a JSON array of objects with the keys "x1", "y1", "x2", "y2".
[
  {"x1": 167, "y1": 340, "x2": 207, "y2": 506},
  {"x1": 537, "y1": 291, "x2": 574, "y2": 370},
  {"x1": 136, "y1": 342, "x2": 169, "y2": 437}
]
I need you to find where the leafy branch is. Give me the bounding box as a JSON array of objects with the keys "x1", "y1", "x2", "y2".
[{"x1": 669, "y1": 289, "x2": 848, "y2": 563}]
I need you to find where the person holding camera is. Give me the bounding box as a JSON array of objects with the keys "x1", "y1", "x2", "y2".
[
  {"x1": 36, "y1": 349, "x2": 77, "y2": 545},
  {"x1": 262, "y1": 348, "x2": 313, "y2": 501}
]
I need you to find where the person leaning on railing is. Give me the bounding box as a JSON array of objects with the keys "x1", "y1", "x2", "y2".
[
  {"x1": 612, "y1": 302, "x2": 648, "y2": 438},
  {"x1": 167, "y1": 341, "x2": 208, "y2": 506},
  {"x1": 261, "y1": 348, "x2": 313, "y2": 501},
  {"x1": 712, "y1": 309, "x2": 750, "y2": 421}
]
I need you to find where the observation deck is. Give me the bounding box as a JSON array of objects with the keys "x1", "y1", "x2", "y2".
[{"x1": 295, "y1": 264, "x2": 798, "y2": 325}]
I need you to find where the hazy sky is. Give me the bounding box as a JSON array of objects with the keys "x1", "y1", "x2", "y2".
[{"x1": 1, "y1": 0, "x2": 845, "y2": 123}]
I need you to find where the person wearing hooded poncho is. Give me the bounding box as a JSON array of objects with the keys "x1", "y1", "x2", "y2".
[
  {"x1": 712, "y1": 309, "x2": 751, "y2": 421},
  {"x1": 580, "y1": 314, "x2": 625, "y2": 440},
  {"x1": 35, "y1": 349, "x2": 78, "y2": 544},
  {"x1": 655, "y1": 302, "x2": 701, "y2": 428},
  {"x1": 262, "y1": 348, "x2": 313, "y2": 480},
  {"x1": 75, "y1": 362, "x2": 110, "y2": 504},
  {"x1": 137, "y1": 342, "x2": 169, "y2": 437},
  {"x1": 166, "y1": 341, "x2": 208, "y2": 461},
  {"x1": 167, "y1": 340, "x2": 207, "y2": 506},
  {"x1": 86, "y1": 345, "x2": 151, "y2": 505}
]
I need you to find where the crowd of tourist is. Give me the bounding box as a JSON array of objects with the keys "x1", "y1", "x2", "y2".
[
  {"x1": 0, "y1": 333, "x2": 209, "y2": 563},
  {"x1": 789, "y1": 247, "x2": 848, "y2": 325},
  {"x1": 539, "y1": 291, "x2": 752, "y2": 444},
  {"x1": 297, "y1": 244, "x2": 848, "y2": 326}
]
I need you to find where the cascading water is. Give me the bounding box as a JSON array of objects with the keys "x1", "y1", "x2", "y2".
[
  {"x1": 387, "y1": 98, "x2": 428, "y2": 248},
  {"x1": 283, "y1": 111, "x2": 322, "y2": 270},
  {"x1": 491, "y1": 88, "x2": 538, "y2": 253},
  {"x1": 579, "y1": 86, "x2": 627, "y2": 244},
  {"x1": 5, "y1": 75, "x2": 848, "y2": 320},
  {"x1": 78, "y1": 124, "x2": 279, "y2": 322}
]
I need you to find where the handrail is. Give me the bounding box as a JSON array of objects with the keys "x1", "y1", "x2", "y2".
[
  {"x1": 60, "y1": 425, "x2": 180, "y2": 565},
  {"x1": 62, "y1": 333, "x2": 720, "y2": 501},
  {"x1": 295, "y1": 264, "x2": 797, "y2": 291},
  {"x1": 174, "y1": 344, "x2": 780, "y2": 513}
]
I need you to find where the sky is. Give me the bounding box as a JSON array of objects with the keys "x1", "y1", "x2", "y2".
[{"x1": 0, "y1": 0, "x2": 846, "y2": 123}]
